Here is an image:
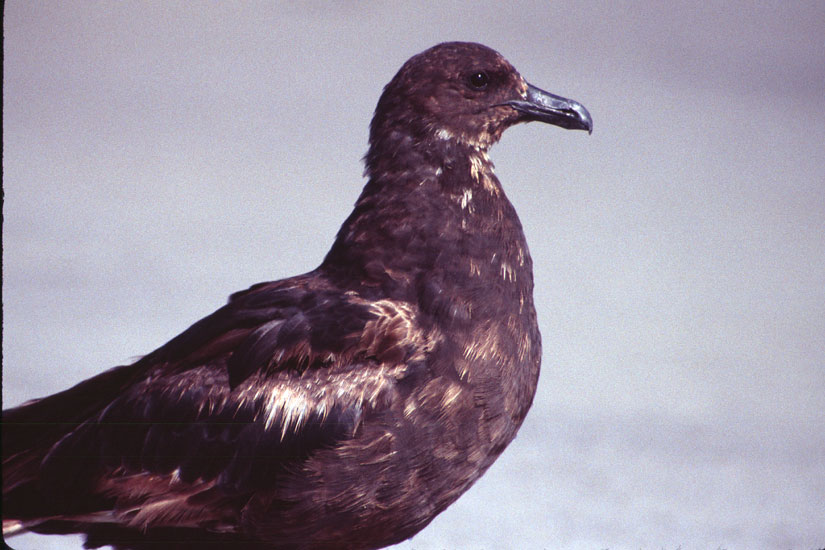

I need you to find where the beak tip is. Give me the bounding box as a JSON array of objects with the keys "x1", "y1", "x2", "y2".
[{"x1": 571, "y1": 101, "x2": 593, "y2": 135}]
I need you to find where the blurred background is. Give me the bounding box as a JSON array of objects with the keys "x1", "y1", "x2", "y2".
[{"x1": 4, "y1": 2, "x2": 824, "y2": 549}]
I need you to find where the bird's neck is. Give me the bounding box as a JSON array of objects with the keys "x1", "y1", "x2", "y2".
[{"x1": 321, "y1": 134, "x2": 535, "y2": 319}]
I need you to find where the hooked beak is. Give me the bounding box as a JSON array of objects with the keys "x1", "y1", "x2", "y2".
[{"x1": 505, "y1": 83, "x2": 593, "y2": 134}]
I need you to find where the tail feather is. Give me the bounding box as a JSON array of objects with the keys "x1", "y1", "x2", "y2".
[
  {"x1": 3, "y1": 363, "x2": 140, "y2": 457},
  {"x1": 3, "y1": 518, "x2": 26, "y2": 537},
  {"x1": 2, "y1": 363, "x2": 142, "y2": 517}
]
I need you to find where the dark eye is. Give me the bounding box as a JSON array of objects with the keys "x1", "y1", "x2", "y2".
[{"x1": 468, "y1": 71, "x2": 489, "y2": 89}]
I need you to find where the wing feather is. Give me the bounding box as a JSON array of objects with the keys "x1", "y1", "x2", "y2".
[{"x1": 10, "y1": 279, "x2": 431, "y2": 532}]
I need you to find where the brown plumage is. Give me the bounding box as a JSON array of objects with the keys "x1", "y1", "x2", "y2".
[{"x1": 2, "y1": 42, "x2": 591, "y2": 549}]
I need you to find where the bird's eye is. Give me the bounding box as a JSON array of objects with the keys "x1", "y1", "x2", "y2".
[{"x1": 468, "y1": 71, "x2": 489, "y2": 89}]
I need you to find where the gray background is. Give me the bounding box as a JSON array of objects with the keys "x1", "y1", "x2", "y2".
[{"x1": 3, "y1": 2, "x2": 824, "y2": 549}]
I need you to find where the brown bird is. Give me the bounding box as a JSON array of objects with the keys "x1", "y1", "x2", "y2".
[{"x1": 2, "y1": 41, "x2": 591, "y2": 549}]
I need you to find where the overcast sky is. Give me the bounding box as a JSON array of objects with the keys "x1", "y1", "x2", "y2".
[{"x1": 3, "y1": 2, "x2": 824, "y2": 549}]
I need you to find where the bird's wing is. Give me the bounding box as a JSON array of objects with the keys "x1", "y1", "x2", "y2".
[{"x1": 4, "y1": 273, "x2": 432, "y2": 530}]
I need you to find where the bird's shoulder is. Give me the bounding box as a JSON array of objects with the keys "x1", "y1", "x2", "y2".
[{"x1": 142, "y1": 271, "x2": 433, "y2": 384}]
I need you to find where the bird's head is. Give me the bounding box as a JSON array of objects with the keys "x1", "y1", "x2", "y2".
[{"x1": 369, "y1": 42, "x2": 592, "y2": 152}]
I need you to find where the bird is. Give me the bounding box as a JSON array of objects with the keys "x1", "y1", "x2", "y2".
[{"x1": 2, "y1": 41, "x2": 592, "y2": 550}]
